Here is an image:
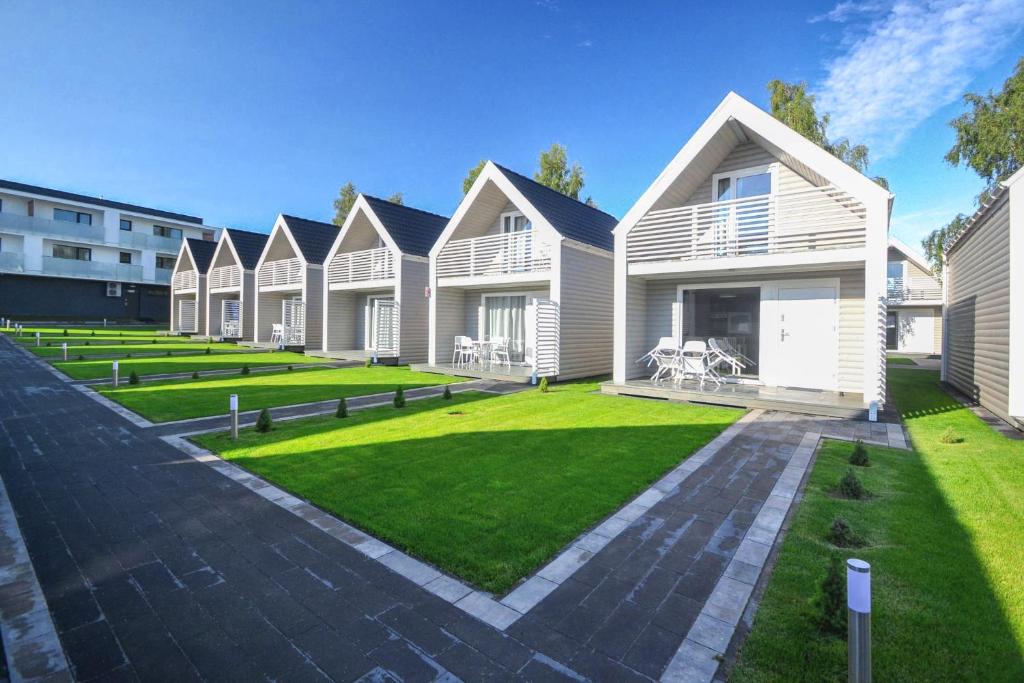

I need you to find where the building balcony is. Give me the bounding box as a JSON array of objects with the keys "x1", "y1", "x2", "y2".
[
  {"x1": 42, "y1": 256, "x2": 143, "y2": 282},
  {"x1": 0, "y1": 251, "x2": 25, "y2": 273},
  {"x1": 118, "y1": 229, "x2": 182, "y2": 253},
  {"x1": 887, "y1": 283, "x2": 942, "y2": 305},
  {"x1": 154, "y1": 268, "x2": 172, "y2": 285},
  {"x1": 258, "y1": 258, "x2": 303, "y2": 289},
  {"x1": 625, "y1": 185, "x2": 867, "y2": 275},
  {"x1": 436, "y1": 232, "x2": 552, "y2": 281},
  {"x1": 172, "y1": 270, "x2": 198, "y2": 291},
  {"x1": 208, "y1": 265, "x2": 242, "y2": 290},
  {"x1": 327, "y1": 247, "x2": 395, "y2": 288},
  {"x1": 0, "y1": 212, "x2": 107, "y2": 243}
]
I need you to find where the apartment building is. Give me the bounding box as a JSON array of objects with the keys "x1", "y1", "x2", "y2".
[{"x1": 0, "y1": 179, "x2": 215, "y2": 321}]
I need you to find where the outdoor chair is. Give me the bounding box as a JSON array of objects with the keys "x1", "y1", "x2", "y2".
[
  {"x1": 489, "y1": 336, "x2": 511, "y2": 370},
  {"x1": 719, "y1": 338, "x2": 754, "y2": 366},
  {"x1": 678, "y1": 340, "x2": 721, "y2": 390},
  {"x1": 270, "y1": 324, "x2": 283, "y2": 345},
  {"x1": 708, "y1": 337, "x2": 745, "y2": 376},
  {"x1": 643, "y1": 337, "x2": 682, "y2": 383},
  {"x1": 452, "y1": 336, "x2": 474, "y2": 367}
]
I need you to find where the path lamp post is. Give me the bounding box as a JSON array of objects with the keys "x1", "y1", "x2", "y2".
[
  {"x1": 112, "y1": 361, "x2": 119, "y2": 388},
  {"x1": 229, "y1": 394, "x2": 239, "y2": 440},
  {"x1": 62, "y1": 343, "x2": 67, "y2": 361},
  {"x1": 35, "y1": 332, "x2": 40, "y2": 347},
  {"x1": 847, "y1": 558, "x2": 871, "y2": 683}
]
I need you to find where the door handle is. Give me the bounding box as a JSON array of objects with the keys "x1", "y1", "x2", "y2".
[{"x1": 780, "y1": 329, "x2": 789, "y2": 342}]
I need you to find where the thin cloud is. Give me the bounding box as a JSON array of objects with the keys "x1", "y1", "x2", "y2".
[
  {"x1": 890, "y1": 203, "x2": 964, "y2": 244},
  {"x1": 577, "y1": 39, "x2": 593, "y2": 48},
  {"x1": 815, "y1": 0, "x2": 1024, "y2": 159},
  {"x1": 810, "y1": 1, "x2": 887, "y2": 23}
]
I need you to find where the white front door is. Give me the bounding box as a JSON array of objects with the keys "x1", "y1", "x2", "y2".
[
  {"x1": 776, "y1": 286, "x2": 837, "y2": 390},
  {"x1": 367, "y1": 296, "x2": 397, "y2": 354}
]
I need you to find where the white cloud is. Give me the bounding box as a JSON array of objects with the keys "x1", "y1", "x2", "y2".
[
  {"x1": 890, "y1": 203, "x2": 964, "y2": 244},
  {"x1": 810, "y1": 1, "x2": 888, "y2": 23},
  {"x1": 815, "y1": 0, "x2": 1024, "y2": 158},
  {"x1": 577, "y1": 39, "x2": 593, "y2": 48}
]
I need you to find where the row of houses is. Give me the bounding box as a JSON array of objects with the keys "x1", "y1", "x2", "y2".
[{"x1": 170, "y1": 92, "x2": 954, "y2": 420}]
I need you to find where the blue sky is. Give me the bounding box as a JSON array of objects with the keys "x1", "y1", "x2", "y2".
[{"x1": 1, "y1": 1, "x2": 1022, "y2": 252}]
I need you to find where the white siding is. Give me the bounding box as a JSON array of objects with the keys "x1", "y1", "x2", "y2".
[
  {"x1": 623, "y1": 277, "x2": 648, "y2": 380},
  {"x1": 241, "y1": 271, "x2": 256, "y2": 341},
  {"x1": 557, "y1": 244, "x2": 614, "y2": 379},
  {"x1": 399, "y1": 258, "x2": 429, "y2": 363},
  {"x1": 675, "y1": 142, "x2": 816, "y2": 208},
  {"x1": 304, "y1": 267, "x2": 324, "y2": 349},
  {"x1": 434, "y1": 288, "x2": 466, "y2": 364},
  {"x1": 323, "y1": 290, "x2": 357, "y2": 351}
]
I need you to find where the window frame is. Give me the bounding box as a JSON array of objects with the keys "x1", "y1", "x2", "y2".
[
  {"x1": 711, "y1": 163, "x2": 778, "y2": 204},
  {"x1": 120, "y1": 219, "x2": 133, "y2": 231},
  {"x1": 119, "y1": 251, "x2": 133, "y2": 265},
  {"x1": 52, "y1": 244, "x2": 92, "y2": 261},
  {"x1": 53, "y1": 208, "x2": 93, "y2": 225},
  {"x1": 153, "y1": 225, "x2": 183, "y2": 240},
  {"x1": 499, "y1": 210, "x2": 531, "y2": 234},
  {"x1": 155, "y1": 255, "x2": 176, "y2": 270}
]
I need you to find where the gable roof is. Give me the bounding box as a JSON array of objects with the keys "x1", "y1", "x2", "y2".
[
  {"x1": 0, "y1": 178, "x2": 203, "y2": 224},
  {"x1": 946, "y1": 166, "x2": 1024, "y2": 257},
  {"x1": 280, "y1": 215, "x2": 340, "y2": 265},
  {"x1": 224, "y1": 228, "x2": 269, "y2": 270},
  {"x1": 185, "y1": 238, "x2": 217, "y2": 273},
  {"x1": 888, "y1": 237, "x2": 932, "y2": 274},
  {"x1": 360, "y1": 195, "x2": 449, "y2": 257},
  {"x1": 492, "y1": 163, "x2": 617, "y2": 251}
]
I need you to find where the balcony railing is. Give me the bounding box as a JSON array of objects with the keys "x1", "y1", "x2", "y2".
[
  {"x1": 436, "y1": 232, "x2": 552, "y2": 279},
  {"x1": 172, "y1": 270, "x2": 198, "y2": 291},
  {"x1": 42, "y1": 257, "x2": 143, "y2": 282},
  {"x1": 118, "y1": 230, "x2": 182, "y2": 253},
  {"x1": 0, "y1": 252, "x2": 25, "y2": 273},
  {"x1": 0, "y1": 212, "x2": 106, "y2": 243},
  {"x1": 258, "y1": 257, "x2": 303, "y2": 288},
  {"x1": 154, "y1": 268, "x2": 172, "y2": 285},
  {"x1": 327, "y1": 247, "x2": 395, "y2": 285},
  {"x1": 626, "y1": 185, "x2": 867, "y2": 266},
  {"x1": 887, "y1": 279, "x2": 942, "y2": 303},
  {"x1": 208, "y1": 265, "x2": 242, "y2": 289}
]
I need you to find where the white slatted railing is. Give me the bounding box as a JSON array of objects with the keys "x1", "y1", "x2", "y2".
[
  {"x1": 172, "y1": 270, "x2": 197, "y2": 291},
  {"x1": 887, "y1": 278, "x2": 942, "y2": 303},
  {"x1": 258, "y1": 258, "x2": 303, "y2": 288},
  {"x1": 627, "y1": 185, "x2": 867, "y2": 265},
  {"x1": 327, "y1": 247, "x2": 395, "y2": 285},
  {"x1": 208, "y1": 265, "x2": 241, "y2": 289},
  {"x1": 436, "y1": 232, "x2": 552, "y2": 278}
]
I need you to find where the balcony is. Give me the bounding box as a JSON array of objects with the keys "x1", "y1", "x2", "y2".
[
  {"x1": 258, "y1": 258, "x2": 303, "y2": 288},
  {"x1": 172, "y1": 270, "x2": 198, "y2": 291},
  {"x1": 887, "y1": 279, "x2": 942, "y2": 304},
  {"x1": 0, "y1": 212, "x2": 106, "y2": 243},
  {"x1": 626, "y1": 185, "x2": 866, "y2": 268},
  {"x1": 436, "y1": 232, "x2": 552, "y2": 280},
  {"x1": 118, "y1": 229, "x2": 182, "y2": 253},
  {"x1": 0, "y1": 252, "x2": 25, "y2": 273},
  {"x1": 154, "y1": 268, "x2": 172, "y2": 285},
  {"x1": 42, "y1": 256, "x2": 143, "y2": 282},
  {"x1": 327, "y1": 247, "x2": 395, "y2": 286},
  {"x1": 208, "y1": 265, "x2": 242, "y2": 290}
]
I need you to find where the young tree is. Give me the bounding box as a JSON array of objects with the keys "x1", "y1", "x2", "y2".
[
  {"x1": 333, "y1": 182, "x2": 358, "y2": 226},
  {"x1": 387, "y1": 192, "x2": 404, "y2": 205},
  {"x1": 535, "y1": 143, "x2": 585, "y2": 199},
  {"x1": 462, "y1": 160, "x2": 487, "y2": 195},
  {"x1": 921, "y1": 213, "x2": 968, "y2": 277}
]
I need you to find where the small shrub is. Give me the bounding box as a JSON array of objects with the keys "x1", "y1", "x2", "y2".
[
  {"x1": 837, "y1": 468, "x2": 868, "y2": 500},
  {"x1": 255, "y1": 408, "x2": 273, "y2": 433},
  {"x1": 335, "y1": 398, "x2": 348, "y2": 418},
  {"x1": 815, "y1": 556, "x2": 846, "y2": 636},
  {"x1": 166, "y1": 350, "x2": 172, "y2": 357},
  {"x1": 442, "y1": 385, "x2": 452, "y2": 400},
  {"x1": 364, "y1": 357, "x2": 373, "y2": 368},
  {"x1": 77, "y1": 354, "x2": 85, "y2": 360},
  {"x1": 826, "y1": 517, "x2": 863, "y2": 548},
  {"x1": 84, "y1": 341, "x2": 91, "y2": 346},
  {"x1": 287, "y1": 365, "x2": 293, "y2": 371},
  {"x1": 205, "y1": 347, "x2": 212, "y2": 355},
  {"x1": 192, "y1": 371, "x2": 200, "y2": 379},
  {"x1": 128, "y1": 370, "x2": 140, "y2": 385},
  {"x1": 63, "y1": 329, "x2": 69, "y2": 336},
  {"x1": 126, "y1": 353, "x2": 132, "y2": 358},
  {"x1": 940, "y1": 427, "x2": 964, "y2": 444},
  {"x1": 121, "y1": 340, "x2": 127, "y2": 345},
  {"x1": 539, "y1": 376, "x2": 549, "y2": 393},
  {"x1": 151, "y1": 339, "x2": 157, "y2": 344},
  {"x1": 241, "y1": 365, "x2": 250, "y2": 375},
  {"x1": 46, "y1": 342, "x2": 52, "y2": 347},
  {"x1": 91, "y1": 330, "x2": 95, "y2": 336},
  {"x1": 849, "y1": 440, "x2": 870, "y2": 467},
  {"x1": 393, "y1": 386, "x2": 405, "y2": 408}
]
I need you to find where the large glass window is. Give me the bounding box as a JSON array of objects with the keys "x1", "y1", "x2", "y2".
[
  {"x1": 120, "y1": 219, "x2": 133, "y2": 231},
  {"x1": 681, "y1": 287, "x2": 761, "y2": 376},
  {"x1": 156, "y1": 255, "x2": 175, "y2": 269},
  {"x1": 52, "y1": 244, "x2": 91, "y2": 261},
  {"x1": 119, "y1": 252, "x2": 132, "y2": 264},
  {"x1": 484, "y1": 295, "x2": 527, "y2": 363},
  {"x1": 154, "y1": 225, "x2": 183, "y2": 240},
  {"x1": 53, "y1": 209, "x2": 92, "y2": 225}
]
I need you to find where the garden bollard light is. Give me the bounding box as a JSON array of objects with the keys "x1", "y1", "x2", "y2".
[
  {"x1": 112, "y1": 361, "x2": 119, "y2": 388},
  {"x1": 35, "y1": 332, "x2": 40, "y2": 347},
  {"x1": 62, "y1": 342, "x2": 68, "y2": 361},
  {"x1": 847, "y1": 558, "x2": 871, "y2": 683},
  {"x1": 230, "y1": 394, "x2": 239, "y2": 440}
]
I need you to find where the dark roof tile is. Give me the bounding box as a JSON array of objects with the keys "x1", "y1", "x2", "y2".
[
  {"x1": 186, "y1": 238, "x2": 217, "y2": 273},
  {"x1": 280, "y1": 215, "x2": 340, "y2": 264},
  {"x1": 361, "y1": 196, "x2": 448, "y2": 256},
  {"x1": 224, "y1": 228, "x2": 269, "y2": 270}
]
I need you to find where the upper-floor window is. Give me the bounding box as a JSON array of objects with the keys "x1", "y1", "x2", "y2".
[
  {"x1": 120, "y1": 219, "x2": 133, "y2": 231},
  {"x1": 202, "y1": 230, "x2": 215, "y2": 241},
  {"x1": 54, "y1": 208, "x2": 92, "y2": 225},
  {"x1": 154, "y1": 225, "x2": 183, "y2": 240},
  {"x1": 52, "y1": 244, "x2": 91, "y2": 261},
  {"x1": 119, "y1": 252, "x2": 132, "y2": 264},
  {"x1": 712, "y1": 165, "x2": 776, "y2": 204},
  {"x1": 500, "y1": 211, "x2": 530, "y2": 233},
  {"x1": 887, "y1": 261, "x2": 905, "y2": 287},
  {"x1": 156, "y1": 255, "x2": 175, "y2": 269}
]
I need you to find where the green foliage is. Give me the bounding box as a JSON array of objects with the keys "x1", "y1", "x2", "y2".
[
  {"x1": 462, "y1": 160, "x2": 487, "y2": 195},
  {"x1": 192, "y1": 371, "x2": 200, "y2": 379},
  {"x1": 539, "y1": 376, "x2": 550, "y2": 393},
  {"x1": 151, "y1": 339, "x2": 157, "y2": 344},
  {"x1": 336, "y1": 397, "x2": 348, "y2": 418},
  {"x1": 126, "y1": 353, "x2": 132, "y2": 358},
  {"x1": 63, "y1": 329, "x2": 68, "y2": 336},
  {"x1": 128, "y1": 370, "x2": 140, "y2": 385},
  {"x1": 849, "y1": 440, "x2": 870, "y2": 467},
  {"x1": 364, "y1": 357, "x2": 373, "y2": 368},
  {"x1": 84, "y1": 341, "x2": 90, "y2": 346},
  {"x1": 826, "y1": 517, "x2": 863, "y2": 548},
  {"x1": 443, "y1": 385, "x2": 452, "y2": 400},
  {"x1": 921, "y1": 213, "x2": 968, "y2": 279},
  {"x1": 91, "y1": 330, "x2": 95, "y2": 336},
  {"x1": 333, "y1": 181, "x2": 358, "y2": 226},
  {"x1": 815, "y1": 556, "x2": 846, "y2": 636},
  {"x1": 255, "y1": 408, "x2": 273, "y2": 433},
  {"x1": 387, "y1": 192, "x2": 404, "y2": 205},
  {"x1": 940, "y1": 426, "x2": 964, "y2": 444},
  {"x1": 837, "y1": 468, "x2": 868, "y2": 499},
  {"x1": 287, "y1": 365, "x2": 293, "y2": 371},
  {"x1": 241, "y1": 364, "x2": 250, "y2": 375},
  {"x1": 534, "y1": 143, "x2": 585, "y2": 199},
  {"x1": 393, "y1": 386, "x2": 405, "y2": 408},
  {"x1": 166, "y1": 350, "x2": 172, "y2": 356},
  {"x1": 77, "y1": 354, "x2": 85, "y2": 360},
  {"x1": 205, "y1": 347, "x2": 211, "y2": 355}
]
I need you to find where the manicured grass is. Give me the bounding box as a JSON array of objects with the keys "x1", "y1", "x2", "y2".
[
  {"x1": 29, "y1": 341, "x2": 241, "y2": 358},
  {"x1": 99, "y1": 366, "x2": 463, "y2": 422},
  {"x1": 731, "y1": 369, "x2": 1024, "y2": 682},
  {"x1": 19, "y1": 335, "x2": 186, "y2": 347},
  {"x1": 886, "y1": 356, "x2": 917, "y2": 365},
  {"x1": 1, "y1": 326, "x2": 161, "y2": 337},
  {"x1": 55, "y1": 350, "x2": 327, "y2": 380},
  {"x1": 195, "y1": 382, "x2": 742, "y2": 592}
]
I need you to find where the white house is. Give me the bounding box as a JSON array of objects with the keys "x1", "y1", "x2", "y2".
[
  {"x1": 169, "y1": 238, "x2": 216, "y2": 335},
  {"x1": 418, "y1": 161, "x2": 617, "y2": 382},
  {"x1": 607, "y1": 92, "x2": 892, "y2": 417},
  {"x1": 319, "y1": 195, "x2": 447, "y2": 363},
  {"x1": 204, "y1": 228, "x2": 268, "y2": 340},
  {"x1": 0, "y1": 178, "x2": 213, "y2": 321},
  {"x1": 886, "y1": 237, "x2": 942, "y2": 354},
  {"x1": 252, "y1": 214, "x2": 338, "y2": 350},
  {"x1": 942, "y1": 166, "x2": 1024, "y2": 430}
]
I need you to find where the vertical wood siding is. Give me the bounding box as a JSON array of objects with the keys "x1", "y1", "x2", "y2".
[{"x1": 557, "y1": 245, "x2": 613, "y2": 379}]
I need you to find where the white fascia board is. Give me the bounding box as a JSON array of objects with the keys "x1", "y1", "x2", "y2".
[
  {"x1": 254, "y1": 215, "x2": 305, "y2": 271},
  {"x1": 172, "y1": 240, "x2": 196, "y2": 275},
  {"x1": 324, "y1": 195, "x2": 403, "y2": 263},
  {"x1": 887, "y1": 236, "x2": 932, "y2": 274}
]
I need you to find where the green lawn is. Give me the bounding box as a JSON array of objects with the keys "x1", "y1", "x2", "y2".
[
  {"x1": 99, "y1": 365, "x2": 463, "y2": 422},
  {"x1": 29, "y1": 341, "x2": 241, "y2": 358},
  {"x1": 19, "y1": 335, "x2": 188, "y2": 347},
  {"x1": 886, "y1": 356, "x2": 917, "y2": 365},
  {"x1": 731, "y1": 369, "x2": 1024, "y2": 682},
  {"x1": 1, "y1": 325, "x2": 161, "y2": 337},
  {"x1": 55, "y1": 350, "x2": 327, "y2": 380},
  {"x1": 195, "y1": 382, "x2": 742, "y2": 592}
]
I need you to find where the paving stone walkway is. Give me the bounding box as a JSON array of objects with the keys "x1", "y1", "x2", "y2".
[{"x1": 0, "y1": 336, "x2": 905, "y2": 681}]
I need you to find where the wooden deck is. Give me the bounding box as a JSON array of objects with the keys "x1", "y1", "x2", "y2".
[
  {"x1": 409, "y1": 362, "x2": 538, "y2": 384},
  {"x1": 305, "y1": 349, "x2": 399, "y2": 365},
  {"x1": 601, "y1": 378, "x2": 869, "y2": 419}
]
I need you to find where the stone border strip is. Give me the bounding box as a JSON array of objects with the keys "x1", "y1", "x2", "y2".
[
  {"x1": 70, "y1": 384, "x2": 154, "y2": 428},
  {"x1": 0, "y1": 473, "x2": 72, "y2": 682}
]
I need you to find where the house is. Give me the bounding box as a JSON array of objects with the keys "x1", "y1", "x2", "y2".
[
  {"x1": 0, "y1": 178, "x2": 214, "y2": 321},
  {"x1": 252, "y1": 214, "x2": 338, "y2": 350},
  {"x1": 417, "y1": 161, "x2": 617, "y2": 382},
  {"x1": 170, "y1": 238, "x2": 217, "y2": 335},
  {"x1": 318, "y1": 195, "x2": 448, "y2": 363},
  {"x1": 606, "y1": 92, "x2": 892, "y2": 417},
  {"x1": 204, "y1": 228, "x2": 269, "y2": 340},
  {"x1": 886, "y1": 237, "x2": 942, "y2": 354},
  {"x1": 942, "y1": 166, "x2": 1024, "y2": 430}
]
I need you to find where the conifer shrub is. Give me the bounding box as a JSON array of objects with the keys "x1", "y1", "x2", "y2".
[
  {"x1": 837, "y1": 468, "x2": 868, "y2": 499},
  {"x1": 539, "y1": 377, "x2": 549, "y2": 393},
  {"x1": 128, "y1": 370, "x2": 140, "y2": 385},
  {"x1": 255, "y1": 408, "x2": 273, "y2": 432},
  {"x1": 336, "y1": 398, "x2": 348, "y2": 418},
  {"x1": 394, "y1": 387, "x2": 405, "y2": 408},
  {"x1": 443, "y1": 385, "x2": 452, "y2": 400},
  {"x1": 815, "y1": 557, "x2": 846, "y2": 635},
  {"x1": 849, "y1": 440, "x2": 870, "y2": 467},
  {"x1": 241, "y1": 365, "x2": 250, "y2": 375}
]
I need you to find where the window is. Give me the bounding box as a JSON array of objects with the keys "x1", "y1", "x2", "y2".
[
  {"x1": 53, "y1": 208, "x2": 93, "y2": 225},
  {"x1": 500, "y1": 211, "x2": 530, "y2": 233},
  {"x1": 156, "y1": 255, "x2": 175, "y2": 269},
  {"x1": 52, "y1": 244, "x2": 91, "y2": 261},
  {"x1": 711, "y1": 164, "x2": 776, "y2": 256},
  {"x1": 120, "y1": 219, "x2": 133, "y2": 231},
  {"x1": 154, "y1": 225, "x2": 183, "y2": 240},
  {"x1": 202, "y1": 231, "x2": 214, "y2": 241},
  {"x1": 119, "y1": 252, "x2": 132, "y2": 264}
]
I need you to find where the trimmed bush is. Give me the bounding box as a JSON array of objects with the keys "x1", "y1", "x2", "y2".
[
  {"x1": 443, "y1": 385, "x2": 452, "y2": 400},
  {"x1": 826, "y1": 517, "x2": 863, "y2": 548},
  {"x1": 336, "y1": 398, "x2": 348, "y2": 418},
  {"x1": 287, "y1": 365, "x2": 293, "y2": 371},
  {"x1": 128, "y1": 370, "x2": 140, "y2": 385},
  {"x1": 940, "y1": 427, "x2": 964, "y2": 444},
  {"x1": 91, "y1": 330, "x2": 95, "y2": 336},
  {"x1": 255, "y1": 408, "x2": 273, "y2": 433},
  {"x1": 837, "y1": 468, "x2": 868, "y2": 499},
  {"x1": 539, "y1": 377, "x2": 550, "y2": 393},
  {"x1": 63, "y1": 329, "x2": 69, "y2": 336},
  {"x1": 815, "y1": 556, "x2": 846, "y2": 636},
  {"x1": 84, "y1": 341, "x2": 90, "y2": 346},
  {"x1": 849, "y1": 440, "x2": 870, "y2": 467},
  {"x1": 166, "y1": 350, "x2": 172, "y2": 356},
  {"x1": 151, "y1": 339, "x2": 157, "y2": 344},
  {"x1": 394, "y1": 387, "x2": 405, "y2": 408},
  {"x1": 205, "y1": 347, "x2": 212, "y2": 355},
  {"x1": 364, "y1": 357, "x2": 373, "y2": 368},
  {"x1": 192, "y1": 371, "x2": 200, "y2": 379},
  {"x1": 126, "y1": 353, "x2": 132, "y2": 358},
  {"x1": 241, "y1": 365, "x2": 250, "y2": 375},
  {"x1": 77, "y1": 354, "x2": 85, "y2": 360},
  {"x1": 121, "y1": 340, "x2": 127, "y2": 345}
]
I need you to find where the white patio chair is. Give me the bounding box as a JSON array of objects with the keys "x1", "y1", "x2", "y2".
[
  {"x1": 270, "y1": 324, "x2": 283, "y2": 346},
  {"x1": 489, "y1": 336, "x2": 511, "y2": 370},
  {"x1": 644, "y1": 337, "x2": 682, "y2": 383},
  {"x1": 678, "y1": 340, "x2": 721, "y2": 390},
  {"x1": 719, "y1": 338, "x2": 754, "y2": 367},
  {"x1": 452, "y1": 336, "x2": 474, "y2": 367},
  {"x1": 708, "y1": 337, "x2": 745, "y2": 377}
]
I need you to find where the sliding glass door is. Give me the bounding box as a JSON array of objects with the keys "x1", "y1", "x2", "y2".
[{"x1": 484, "y1": 295, "x2": 526, "y2": 363}]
